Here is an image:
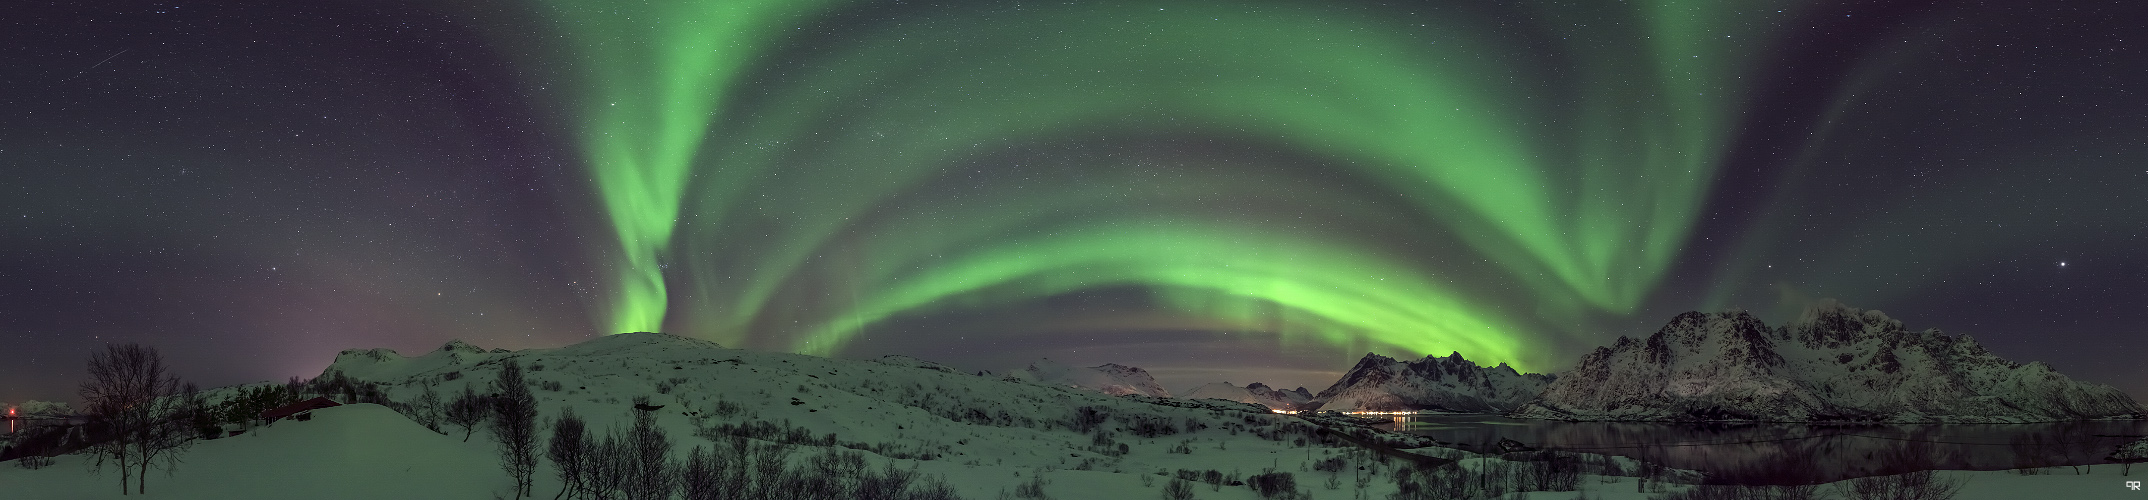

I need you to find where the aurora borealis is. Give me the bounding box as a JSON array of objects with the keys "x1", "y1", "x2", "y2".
[{"x1": 5, "y1": 0, "x2": 2145, "y2": 403}]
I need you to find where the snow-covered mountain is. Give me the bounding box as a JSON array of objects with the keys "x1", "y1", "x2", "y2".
[
  {"x1": 1511, "y1": 301, "x2": 2146, "y2": 422},
  {"x1": 1306, "y1": 352, "x2": 1555, "y2": 413},
  {"x1": 3, "y1": 401, "x2": 73, "y2": 419},
  {"x1": 1001, "y1": 358, "x2": 1172, "y2": 397},
  {"x1": 1180, "y1": 382, "x2": 1315, "y2": 411}
]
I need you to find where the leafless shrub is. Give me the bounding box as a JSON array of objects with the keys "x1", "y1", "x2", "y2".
[
  {"x1": 1162, "y1": 477, "x2": 1195, "y2": 500},
  {"x1": 16, "y1": 454, "x2": 56, "y2": 469},
  {"x1": 1830, "y1": 470, "x2": 1964, "y2": 500},
  {"x1": 1127, "y1": 414, "x2": 1179, "y2": 438},
  {"x1": 445, "y1": 385, "x2": 489, "y2": 442},
  {"x1": 1013, "y1": 471, "x2": 1052, "y2": 499},
  {"x1": 1646, "y1": 483, "x2": 1823, "y2": 500},
  {"x1": 1071, "y1": 406, "x2": 1109, "y2": 434},
  {"x1": 1247, "y1": 471, "x2": 1304, "y2": 499},
  {"x1": 709, "y1": 399, "x2": 746, "y2": 419}
]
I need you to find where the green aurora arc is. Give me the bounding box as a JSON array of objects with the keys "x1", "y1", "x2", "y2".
[
  {"x1": 517, "y1": 0, "x2": 1814, "y2": 370},
  {"x1": 524, "y1": 0, "x2": 846, "y2": 333}
]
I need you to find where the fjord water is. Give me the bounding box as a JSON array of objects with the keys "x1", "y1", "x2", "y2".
[{"x1": 1385, "y1": 414, "x2": 2148, "y2": 485}]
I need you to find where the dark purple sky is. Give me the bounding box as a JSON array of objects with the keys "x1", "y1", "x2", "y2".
[{"x1": 4, "y1": 0, "x2": 2144, "y2": 404}]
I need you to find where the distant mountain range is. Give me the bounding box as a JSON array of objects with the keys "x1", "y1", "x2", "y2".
[
  {"x1": 2, "y1": 400, "x2": 73, "y2": 419},
  {"x1": 1088, "y1": 300, "x2": 2143, "y2": 422},
  {"x1": 323, "y1": 302, "x2": 2148, "y2": 423},
  {"x1": 1303, "y1": 352, "x2": 1554, "y2": 413},
  {"x1": 1512, "y1": 301, "x2": 2144, "y2": 422},
  {"x1": 1181, "y1": 382, "x2": 1315, "y2": 411},
  {"x1": 1001, "y1": 358, "x2": 1172, "y2": 397}
]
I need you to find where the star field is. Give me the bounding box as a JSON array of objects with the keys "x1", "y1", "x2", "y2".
[{"x1": 3, "y1": 0, "x2": 2144, "y2": 402}]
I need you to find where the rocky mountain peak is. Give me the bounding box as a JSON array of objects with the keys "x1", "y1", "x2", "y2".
[
  {"x1": 1638, "y1": 309, "x2": 1781, "y2": 370},
  {"x1": 1515, "y1": 301, "x2": 2143, "y2": 422},
  {"x1": 335, "y1": 348, "x2": 402, "y2": 364},
  {"x1": 437, "y1": 339, "x2": 484, "y2": 355},
  {"x1": 1308, "y1": 351, "x2": 1553, "y2": 412},
  {"x1": 1787, "y1": 300, "x2": 1907, "y2": 348}
]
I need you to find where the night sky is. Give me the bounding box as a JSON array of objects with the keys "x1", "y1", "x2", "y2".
[{"x1": 5, "y1": 0, "x2": 2144, "y2": 404}]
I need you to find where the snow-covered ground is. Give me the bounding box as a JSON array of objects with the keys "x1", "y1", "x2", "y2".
[
  {"x1": 4, "y1": 404, "x2": 2135, "y2": 500},
  {"x1": 4, "y1": 332, "x2": 2140, "y2": 499},
  {"x1": 1436, "y1": 469, "x2": 2145, "y2": 500},
  {"x1": 0, "y1": 404, "x2": 506, "y2": 499}
]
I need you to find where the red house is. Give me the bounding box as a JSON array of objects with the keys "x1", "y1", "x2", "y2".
[{"x1": 260, "y1": 397, "x2": 342, "y2": 422}]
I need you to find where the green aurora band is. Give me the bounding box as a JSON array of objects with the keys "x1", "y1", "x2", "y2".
[
  {"x1": 523, "y1": 0, "x2": 1812, "y2": 369},
  {"x1": 527, "y1": 0, "x2": 844, "y2": 333}
]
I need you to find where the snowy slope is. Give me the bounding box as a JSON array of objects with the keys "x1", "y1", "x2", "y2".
[
  {"x1": 1307, "y1": 352, "x2": 1555, "y2": 413},
  {"x1": 1181, "y1": 382, "x2": 1315, "y2": 411},
  {"x1": 1001, "y1": 358, "x2": 1173, "y2": 397},
  {"x1": 307, "y1": 333, "x2": 1437, "y2": 497},
  {"x1": 0, "y1": 404, "x2": 508, "y2": 499},
  {"x1": 1513, "y1": 301, "x2": 2146, "y2": 422}
]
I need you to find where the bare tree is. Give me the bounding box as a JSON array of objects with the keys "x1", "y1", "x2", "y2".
[
  {"x1": 78, "y1": 343, "x2": 190, "y2": 495},
  {"x1": 750, "y1": 441, "x2": 794, "y2": 500},
  {"x1": 180, "y1": 383, "x2": 218, "y2": 440},
  {"x1": 682, "y1": 445, "x2": 719, "y2": 500},
  {"x1": 446, "y1": 385, "x2": 490, "y2": 442},
  {"x1": 132, "y1": 383, "x2": 199, "y2": 492},
  {"x1": 413, "y1": 387, "x2": 444, "y2": 433},
  {"x1": 627, "y1": 399, "x2": 676, "y2": 500},
  {"x1": 2112, "y1": 437, "x2": 2148, "y2": 476},
  {"x1": 587, "y1": 430, "x2": 629, "y2": 498},
  {"x1": 494, "y1": 359, "x2": 541, "y2": 498},
  {"x1": 548, "y1": 407, "x2": 589, "y2": 499}
]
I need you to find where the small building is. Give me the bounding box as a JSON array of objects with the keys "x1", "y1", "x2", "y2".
[{"x1": 260, "y1": 397, "x2": 342, "y2": 423}]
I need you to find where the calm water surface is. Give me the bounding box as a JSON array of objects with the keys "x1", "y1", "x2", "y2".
[{"x1": 1382, "y1": 414, "x2": 2148, "y2": 484}]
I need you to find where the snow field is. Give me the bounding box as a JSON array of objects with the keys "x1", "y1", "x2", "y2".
[{"x1": 8, "y1": 331, "x2": 2138, "y2": 499}]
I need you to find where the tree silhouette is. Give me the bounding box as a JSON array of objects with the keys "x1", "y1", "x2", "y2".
[{"x1": 79, "y1": 343, "x2": 191, "y2": 495}]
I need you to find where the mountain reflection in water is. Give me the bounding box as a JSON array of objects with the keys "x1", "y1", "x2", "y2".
[{"x1": 1383, "y1": 414, "x2": 2148, "y2": 485}]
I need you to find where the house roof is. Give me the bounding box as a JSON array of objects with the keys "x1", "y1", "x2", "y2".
[{"x1": 260, "y1": 397, "x2": 342, "y2": 421}]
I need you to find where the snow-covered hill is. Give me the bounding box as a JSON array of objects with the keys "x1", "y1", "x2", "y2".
[
  {"x1": 3, "y1": 400, "x2": 72, "y2": 419},
  {"x1": 293, "y1": 333, "x2": 1441, "y2": 498},
  {"x1": 1512, "y1": 301, "x2": 2146, "y2": 422},
  {"x1": 1000, "y1": 358, "x2": 1172, "y2": 397},
  {"x1": 1181, "y1": 382, "x2": 1315, "y2": 411},
  {"x1": 1307, "y1": 352, "x2": 1554, "y2": 413}
]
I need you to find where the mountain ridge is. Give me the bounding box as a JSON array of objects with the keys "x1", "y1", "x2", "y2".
[
  {"x1": 1512, "y1": 301, "x2": 2145, "y2": 422},
  {"x1": 1304, "y1": 351, "x2": 1555, "y2": 413}
]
